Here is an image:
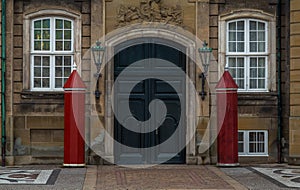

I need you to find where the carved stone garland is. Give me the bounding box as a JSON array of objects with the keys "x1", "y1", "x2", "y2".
[{"x1": 116, "y1": 0, "x2": 183, "y2": 27}]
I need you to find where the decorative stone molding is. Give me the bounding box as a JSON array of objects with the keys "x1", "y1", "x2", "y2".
[
  {"x1": 99, "y1": 24, "x2": 199, "y2": 162},
  {"x1": 116, "y1": 0, "x2": 183, "y2": 27}
]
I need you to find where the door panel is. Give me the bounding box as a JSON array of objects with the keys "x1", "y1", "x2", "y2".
[{"x1": 114, "y1": 42, "x2": 186, "y2": 164}]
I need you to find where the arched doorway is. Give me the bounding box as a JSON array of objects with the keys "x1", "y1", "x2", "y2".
[
  {"x1": 101, "y1": 25, "x2": 198, "y2": 165},
  {"x1": 113, "y1": 39, "x2": 186, "y2": 164}
]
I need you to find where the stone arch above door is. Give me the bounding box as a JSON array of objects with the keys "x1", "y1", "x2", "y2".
[{"x1": 100, "y1": 24, "x2": 200, "y2": 164}]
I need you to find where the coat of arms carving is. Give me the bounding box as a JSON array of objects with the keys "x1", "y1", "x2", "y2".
[{"x1": 116, "y1": 0, "x2": 183, "y2": 27}]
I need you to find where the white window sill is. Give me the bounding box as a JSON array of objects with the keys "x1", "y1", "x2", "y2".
[{"x1": 238, "y1": 154, "x2": 269, "y2": 157}]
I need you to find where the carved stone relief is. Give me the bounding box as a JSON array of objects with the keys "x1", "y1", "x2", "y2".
[{"x1": 116, "y1": 0, "x2": 183, "y2": 27}]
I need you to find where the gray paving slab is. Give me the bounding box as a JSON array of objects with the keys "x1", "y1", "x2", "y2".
[
  {"x1": 0, "y1": 165, "x2": 86, "y2": 190},
  {"x1": 221, "y1": 165, "x2": 300, "y2": 190}
]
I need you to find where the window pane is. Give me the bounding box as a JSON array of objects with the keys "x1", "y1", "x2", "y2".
[
  {"x1": 250, "y1": 68, "x2": 257, "y2": 78},
  {"x1": 237, "y1": 42, "x2": 244, "y2": 52},
  {"x1": 237, "y1": 21, "x2": 244, "y2": 30},
  {"x1": 64, "y1": 56, "x2": 72, "y2": 66},
  {"x1": 34, "y1": 56, "x2": 41, "y2": 66},
  {"x1": 249, "y1": 132, "x2": 256, "y2": 141},
  {"x1": 64, "y1": 67, "x2": 71, "y2": 77},
  {"x1": 250, "y1": 21, "x2": 257, "y2": 30},
  {"x1": 250, "y1": 32, "x2": 257, "y2": 41},
  {"x1": 64, "y1": 20, "x2": 72, "y2": 29},
  {"x1": 258, "y1": 42, "x2": 265, "y2": 52},
  {"x1": 42, "y1": 57, "x2": 50, "y2": 66},
  {"x1": 56, "y1": 30, "x2": 63, "y2": 39},
  {"x1": 42, "y1": 19, "x2": 50, "y2": 28},
  {"x1": 42, "y1": 30, "x2": 50, "y2": 39},
  {"x1": 250, "y1": 42, "x2": 257, "y2": 52},
  {"x1": 237, "y1": 32, "x2": 244, "y2": 41},
  {"x1": 42, "y1": 78, "x2": 50, "y2": 88},
  {"x1": 34, "y1": 20, "x2": 41, "y2": 28},
  {"x1": 258, "y1": 68, "x2": 265, "y2": 77},
  {"x1": 250, "y1": 57, "x2": 257, "y2": 67},
  {"x1": 56, "y1": 19, "x2": 63, "y2": 29},
  {"x1": 238, "y1": 143, "x2": 244, "y2": 153},
  {"x1": 230, "y1": 68, "x2": 236, "y2": 78},
  {"x1": 42, "y1": 41, "x2": 50, "y2": 51},
  {"x1": 55, "y1": 56, "x2": 63, "y2": 66},
  {"x1": 258, "y1": 132, "x2": 265, "y2": 141},
  {"x1": 237, "y1": 68, "x2": 244, "y2": 78},
  {"x1": 64, "y1": 30, "x2": 71, "y2": 39},
  {"x1": 229, "y1": 22, "x2": 236, "y2": 30},
  {"x1": 34, "y1": 30, "x2": 41, "y2": 40},
  {"x1": 34, "y1": 41, "x2": 41, "y2": 50},
  {"x1": 258, "y1": 32, "x2": 265, "y2": 41},
  {"x1": 238, "y1": 132, "x2": 244, "y2": 141},
  {"x1": 55, "y1": 79, "x2": 62, "y2": 88},
  {"x1": 258, "y1": 79, "x2": 265, "y2": 88},
  {"x1": 249, "y1": 143, "x2": 256, "y2": 152},
  {"x1": 258, "y1": 58, "x2": 266, "y2": 67},
  {"x1": 236, "y1": 79, "x2": 244, "y2": 89},
  {"x1": 258, "y1": 22, "x2": 265, "y2": 30},
  {"x1": 64, "y1": 41, "x2": 71, "y2": 51},
  {"x1": 229, "y1": 32, "x2": 236, "y2": 41},
  {"x1": 258, "y1": 143, "x2": 265, "y2": 152},
  {"x1": 228, "y1": 57, "x2": 236, "y2": 67},
  {"x1": 237, "y1": 58, "x2": 244, "y2": 66},
  {"x1": 56, "y1": 41, "x2": 63, "y2": 51},
  {"x1": 34, "y1": 78, "x2": 41, "y2": 88},
  {"x1": 34, "y1": 67, "x2": 41, "y2": 77},
  {"x1": 229, "y1": 42, "x2": 236, "y2": 52},
  {"x1": 55, "y1": 67, "x2": 62, "y2": 77},
  {"x1": 250, "y1": 79, "x2": 257, "y2": 88},
  {"x1": 43, "y1": 68, "x2": 50, "y2": 77}
]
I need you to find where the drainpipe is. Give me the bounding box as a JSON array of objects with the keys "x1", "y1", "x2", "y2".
[
  {"x1": 277, "y1": 0, "x2": 282, "y2": 164},
  {"x1": 1, "y1": 0, "x2": 6, "y2": 167}
]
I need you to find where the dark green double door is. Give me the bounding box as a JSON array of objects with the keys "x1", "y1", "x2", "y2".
[{"x1": 114, "y1": 42, "x2": 186, "y2": 164}]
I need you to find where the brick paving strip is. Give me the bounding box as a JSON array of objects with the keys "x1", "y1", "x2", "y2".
[
  {"x1": 207, "y1": 166, "x2": 247, "y2": 190},
  {"x1": 83, "y1": 165, "x2": 97, "y2": 190},
  {"x1": 83, "y1": 165, "x2": 247, "y2": 190}
]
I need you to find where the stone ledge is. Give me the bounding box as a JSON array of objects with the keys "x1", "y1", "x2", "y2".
[
  {"x1": 288, "y1": 156, "x2": 300, "y2": 165},
  {"x1": 20, "y1": 91, "x2": 64, "y2": 99},
  {"x1": 238, "y1": 92, "x2": 278, "y2": 106}
]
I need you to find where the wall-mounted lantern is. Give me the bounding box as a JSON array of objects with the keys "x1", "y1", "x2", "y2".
[
  {"x1": 198, "y1": 41, "x2": 212, "y2": 100},
  {"x1": 91, "y1": 41, "x2": 105, "y2": 99}
]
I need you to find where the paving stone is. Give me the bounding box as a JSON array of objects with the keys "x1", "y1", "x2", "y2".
[{"x1": 95, "y1": 165, "x2": 239, "y2": 190}]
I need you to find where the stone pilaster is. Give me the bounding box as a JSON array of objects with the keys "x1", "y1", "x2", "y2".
[{"x1": 289, "y1": 0, "x2": 300, "y2": 164}]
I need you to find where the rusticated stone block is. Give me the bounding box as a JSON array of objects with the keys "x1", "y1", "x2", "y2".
[{"x1": 27, "y1": 116, "x2": 64, "y2": 129}]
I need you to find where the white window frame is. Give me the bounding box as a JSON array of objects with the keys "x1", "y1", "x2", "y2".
[
  {"x1": 226, "y1": 19, "x2": 268, "y2": 56},
  {"x1": 30, "y1": 17, "x2": 75, "y2": 91},
  {"x1": 238, "y1": 130, "x2": 268, "y2": 156},
  {"x1": 226, "y1": 19, "x2": 268, "y2": 92},
  {"x1": 23, "y1": 9, "x2": 82, "y2": 92},
  {"x1": 218, "y1": 9, "x2": 276, "y2": 93},
  {"x1": 226, "y1": 56, "x2": 268, "y2": 92}
]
